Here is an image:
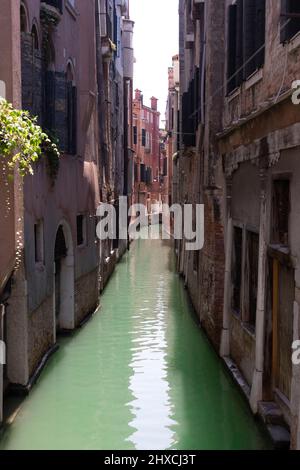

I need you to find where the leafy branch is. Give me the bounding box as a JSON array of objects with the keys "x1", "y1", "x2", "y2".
[{"x1": 0, "y1": 98, "x2": 60, "y2": 180}]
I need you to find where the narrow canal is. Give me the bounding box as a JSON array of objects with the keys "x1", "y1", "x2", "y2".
[{"x1": 0, "y1": 235, "x2": 270, "y2": 450}]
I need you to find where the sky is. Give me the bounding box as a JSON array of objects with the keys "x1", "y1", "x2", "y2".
[{"x1": 130, "y1": 0, "x2": 179, "y2": 123}]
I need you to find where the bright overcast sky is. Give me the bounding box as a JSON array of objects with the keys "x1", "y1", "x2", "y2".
[{"x1": 130, "y1": 0, "x2": 179, "y2": 123}]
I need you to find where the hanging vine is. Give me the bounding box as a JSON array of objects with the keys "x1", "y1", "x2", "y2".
[{"x1": 0, "y1": 98, "x2": 60, "y2": 180}]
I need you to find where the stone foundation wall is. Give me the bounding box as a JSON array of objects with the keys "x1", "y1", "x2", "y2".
[
  {"x1": 74, "y1": 268, "x2": 99, "y2": 326},
  {"x1": 28, "y1": 295, "x2": 54, "y2": 379},
  {"x1": 229, "y1": 314, "x2": 255, "y2": 386}
]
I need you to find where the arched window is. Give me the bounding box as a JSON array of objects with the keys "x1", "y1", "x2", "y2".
[
  {"x1": 31, "y1": 24, "x2": 39, "y2": 50},
  {"x1": 20, "y1": 4, "x2": 28, "y2": 33},
  {"x1": 66, "y1": 63, "x2": 77, "y2": 155}
]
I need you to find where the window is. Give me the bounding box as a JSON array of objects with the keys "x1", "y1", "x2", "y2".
[
  {"x1": 133, "y1": 126, "x2": 137, "y2": 145},
  {"x1": 232, "y1": 226, "x2": 243, "y2": 314},
  {"x1": 34, "y1": 220, "x2": 44, "y2": 264},
  {"x1": 140, "y1": 163, "x2": 146, "y2": 183},
  {"x1": 20, "y1": 5, "x2": 28, "y2": 33},
  {"x1": 245, "y1": 231, "x2": 259, "y2": 328},
  {"x1": 66, "y1": 64, "x2": 77, "y2": 155},
  {"x1": 232, "y1": 224, "x2": 260, "y2": 330},
  {"x1": 134, "y1": 163, "x2": 139, "y2": 182},
  {"x1": 141, "y1": 128, "x2": 146, "y2": 147},
  {"x1": 163, "y1": 157, "x2": 168, "y2": 176},
  {"x1": 281, "y1": 0, "x2": 300, "y2": 42},
  {"x1": 272, "y1": 179, "x2": 290, "y2": 246},
  {"x1": 227, "y1": 0, "x2": 266, "y2": 93},
  {"x1": 77, "y1": 215, "x2": 87, "y2": 246},
  {"x1": 146, "y1": 131, "x2": 150, "y2": 149}
]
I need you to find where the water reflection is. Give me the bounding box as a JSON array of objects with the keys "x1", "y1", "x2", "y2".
[{"x1": 127, "y1": 272, "x2": 175, "y2": 449}]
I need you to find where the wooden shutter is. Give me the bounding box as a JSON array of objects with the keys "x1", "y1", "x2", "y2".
[
  {"x1": 133, "y1": 126, "x2": 137, "y2": 145},
  {"x1": 236, "y1": 0, "x2": 244, "y2": 86},
  {"x1": 243, "y1": 0, "x2": 256, "y2": 79},
  {"x1": 281, "y1": 0, "x2": 289, "y2": 43},
  {"x1": 142, "y1": 129, "x2": 146, "y2": 147},
  {"x1": 71, "y1": 86, "x2": 77, "y2": 155},
  {"x1": 227, "y1": 5, "x2": 237, "y2": 93},
  {"x1": 67, "y1": 82, "x2": 73, "y2": 154},
  {"x1": 288, "y1": 0, "x2": 300, "y2": 39},
  {"x1": 140, "y1": 163, "x2": 146, "y2": 182},
  {"x1": 255, "y1": 0, "x2": 266, "y2": 69}
]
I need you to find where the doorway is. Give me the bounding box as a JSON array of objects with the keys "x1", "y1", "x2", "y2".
[
  {"x1": 266, "y1": 256, "x2": 294, "y2": 403},
  {"x1": 54, "y1": 223, "x2": 75, "y2": 337}
]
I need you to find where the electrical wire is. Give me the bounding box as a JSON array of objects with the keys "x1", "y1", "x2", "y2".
[{"x1": 188, "y1": 17, "x2": 292, "y2": 120}]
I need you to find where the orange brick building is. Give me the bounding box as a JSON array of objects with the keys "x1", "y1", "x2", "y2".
[{"x1": 132, "y1": 89, "x2": 161, "y2": 208}]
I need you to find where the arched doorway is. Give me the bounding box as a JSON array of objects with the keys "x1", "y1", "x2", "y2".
[{"x1": 54, "y1": 222, "x2": 75, "y2": 338}]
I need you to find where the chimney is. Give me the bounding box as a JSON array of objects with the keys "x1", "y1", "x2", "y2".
[
  {"x1": 135, "y1": 89, "x2": 142, "y2": 100},
  {"x1": 150, "y1": 96, "x2": 158, "y2": 111}
]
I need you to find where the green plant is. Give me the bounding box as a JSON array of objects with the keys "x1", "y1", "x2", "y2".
[
  {"x1": 42, "y1": 130, "x2": 61, "y2": 183},
  {"x1": 0, "y1": 98, "x2": 60, "y2": 180}
]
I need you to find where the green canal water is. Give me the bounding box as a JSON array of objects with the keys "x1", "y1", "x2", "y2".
[{"x1": 0, "y1": 235, "x2": 271, "y2": 450}]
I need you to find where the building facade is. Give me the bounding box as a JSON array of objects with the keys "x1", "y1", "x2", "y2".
[
  {"x1": 176, "y1": 0, "x2": 300, "y2": 449},
  {"x1": 132, "y1": 90, "x2": 161, "y2": 209},
  {"x1": 0, "y1": 0, "x2": 133, "y2": 424},
  {"x1": 164, "y1": 54, "x2": 180, "y2": 207}
]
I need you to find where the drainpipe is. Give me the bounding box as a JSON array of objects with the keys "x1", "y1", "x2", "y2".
[
  {"x1": 250, "y1": 167, "x2": 268, "y2": 413},
  {"x1": 0, "y1": 303, "x2": 6, "y2": 424}
]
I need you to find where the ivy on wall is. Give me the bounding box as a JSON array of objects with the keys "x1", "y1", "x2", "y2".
[{"x1": 0, "y1": 98, "x2": 60, "y2": 181}]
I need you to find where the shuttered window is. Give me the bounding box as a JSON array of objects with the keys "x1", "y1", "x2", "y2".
[
  {"x1": 67, "y1": 83, "x2": 77, "y2": 155},
  {"x1": 227, "y1": 4, "x2": 238, "y2": 93},
  {"x1": 140, "y1": 163, "x2": 146, "y2": 182},
  {"x1": 133, "y1": 126, "x2": 137, "y2": 145},
  {"x1": 141, "y1": 129, "x2": 146, "y2": 147},
  {"x1": 227, "y1": 0, "x2": 266, "y2": 92},
  {"x1": 243, "y1": 0, "x2": 266, "y2": 79},
  {"x1": 281, "y1": 0, "x2": 300, "y2": 43}
]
